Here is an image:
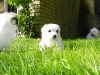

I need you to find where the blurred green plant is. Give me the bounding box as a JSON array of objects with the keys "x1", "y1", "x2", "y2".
[{"x1": 7, "y1": 0, "x2": 37, "y2": 37}]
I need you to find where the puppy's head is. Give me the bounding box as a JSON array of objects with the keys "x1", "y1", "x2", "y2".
[
  {"x1": 2, "y1": 12, "x2": 18, "y2": 25},
  {"x1": 41, "y1": 24, "x2": 61, "y2": 40},
  {"x1": 7, "y1": 12, "x2": 18, "y2": 25},
  {"x1": 1, "y1": 12, "x2": 18, "y2": 31},
  {"x1": 90, "y1": 27, "x2": 99, "y2": 37}
]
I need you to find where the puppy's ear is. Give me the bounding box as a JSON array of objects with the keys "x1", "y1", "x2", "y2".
[{"x1": 98, "y1": 32, "x2": 100, "y2": 35}]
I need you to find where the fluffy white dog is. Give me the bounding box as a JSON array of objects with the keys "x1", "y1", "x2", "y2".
[
  {"x1": 0, "y1": 12, "x2": 17, "y2": 51},
  {"x1": 86, "y1": 27, "x2": 100, "y2": 39},
  {"x1": 39, "y1": 23, "x2": 64, "y2": 51}
]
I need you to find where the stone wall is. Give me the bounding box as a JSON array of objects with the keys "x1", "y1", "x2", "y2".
[
  {"x1": 30, "y1": 0, "x2": 95, "y2": 38},
  {"x1": 39, "y1": 0, "x2": 80, "y2": 38},
  {"x1": 78, "y1": 0, "x2": 95, "y2": 37}
]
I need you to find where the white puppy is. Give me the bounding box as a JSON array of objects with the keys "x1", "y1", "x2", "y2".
[
  {"x1": 39, "y1": 23, "x2": 64, "y2": 51},
  {"x1": 86, "y1": 27, "x2": 100, "y2": 39},
  {"x1": 0, "y1": 12, "x2": 18, "y2": 51}
]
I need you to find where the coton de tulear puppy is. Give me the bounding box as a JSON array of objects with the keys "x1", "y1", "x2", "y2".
[
  {"x1": 39, "y1": 23, "x2": 64, "y2": 51},
  {"x1": 86, "y1": 27, "x2": 100, "y2": 39},
  {"x1": 0, "y1": 12, "x2": 18, "y2": 51}
]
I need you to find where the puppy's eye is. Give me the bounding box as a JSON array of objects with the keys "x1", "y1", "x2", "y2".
[
  {"x1": 48, "y1": 30, "x2": 51, "y2": 32},
  {"x1": 56, "y1": 30, "x2": 58, "y2": 33}
]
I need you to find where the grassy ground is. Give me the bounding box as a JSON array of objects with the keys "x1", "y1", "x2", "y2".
[{"x1": 0, "y1": 37, "x2": 100, "y2": 75}]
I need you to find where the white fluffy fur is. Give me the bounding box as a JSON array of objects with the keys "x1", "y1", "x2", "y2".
[
  {"x1": 39, "y1": 24, "x2": 64, "y2": 51},
  {"x1": 86, "y1": 27, "x2": 100, "y2": 39},
  {"x1": 0, "y1": 12, "x2": 17, "y2": 51}
]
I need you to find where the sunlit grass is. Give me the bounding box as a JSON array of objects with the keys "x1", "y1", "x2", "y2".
[{"x1": 0, "y1": 37, "x2": 100, "y2": 75}]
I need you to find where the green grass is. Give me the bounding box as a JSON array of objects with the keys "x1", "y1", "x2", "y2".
[{"x1": 0, "y1": 37, "x2": 100, "y2": 75}]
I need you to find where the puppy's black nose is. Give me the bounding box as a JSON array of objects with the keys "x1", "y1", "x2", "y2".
[
  {"x1": 53, "y1": 35, "x2": 56, "y2": 39},
  {"x1": 91, "y1": 33, "x2": 94, "y2": 36}
]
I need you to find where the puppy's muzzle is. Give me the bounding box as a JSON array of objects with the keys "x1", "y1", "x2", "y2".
[
  {"x1": 91, "y1": 33, "x2": 94, "y2": 36},
  {"x1": 53, "y1": 35, "x2": 56, "y2": 39}
]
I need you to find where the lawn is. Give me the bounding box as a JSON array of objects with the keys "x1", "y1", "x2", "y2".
[{"x1": 0, "y1": 37, "x2": 100, "y2": 75}]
